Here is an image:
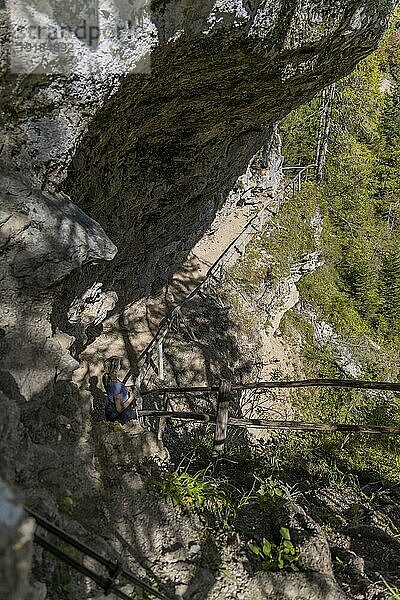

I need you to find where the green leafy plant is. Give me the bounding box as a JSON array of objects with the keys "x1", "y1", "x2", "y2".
[
  {"x1": 160, "y1": 470, "x2": 233, "y2": 529},
  {"x1": 255, "y1": 476, "x2": 297, "y2": 505},
  {"x1": 131, "y1": 585, "x2": 153, "y2": 599},
  {"x1": 248, "y1": 527, "x2": 300, "y2": 572},
  {"x1": 350, "y1": 502, "x2": 364, "y2": 526},
  {"x1": 53, "y1": 566, "x2": 75, "y2": 600},
  {"x1": 44, "y1": 537, "x2": 78, "y2": 600}
]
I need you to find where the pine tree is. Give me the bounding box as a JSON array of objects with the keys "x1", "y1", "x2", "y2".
[{"x1": 380, "y1": 246, "x2": 400, "y2": 330}]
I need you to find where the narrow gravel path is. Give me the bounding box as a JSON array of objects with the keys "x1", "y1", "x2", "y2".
[{"x1": 72, "y1": 198, "x2": 262, "y2": 400}]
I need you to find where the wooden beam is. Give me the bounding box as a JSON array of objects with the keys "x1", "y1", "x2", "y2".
[
  {"x1": 225, "y1": 417, "x2": 400, "y2": 435},
  {"x1": 233, "y1": 379, "x2": 400, "y2": 393},
  {"x1": 139, "y1": 410, "x2": 210, "y2": 422},
  {"x1": 136, "y1": 410, "x2": 400, "y2": 435},
  {"x1": 212, "y1": 380, "x2": 231, "y2": 457},
  {"x1": 141, "y1": 378, "x2": 400, "y2": 397},
  {"x1": 157, "y1": 393, "x2": 168, "y2": 442}
]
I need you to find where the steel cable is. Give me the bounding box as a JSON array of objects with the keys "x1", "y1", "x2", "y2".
[{"x1": 27, "y1": 508, "x2": 171, "y2": 600}]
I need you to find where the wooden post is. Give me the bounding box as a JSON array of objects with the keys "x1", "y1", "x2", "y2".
[
  {"x1": 212, "y1": 380, "x2": 231, "y2": 458},
  {"x1": 157, "y1": 392, "x2": 168, "y2": 442},
  {"x1": 158, "y1": 340, "x2": 164, "y2": 381},
  {"x1": 135, "y1": 411, "x2": 400, "y2": 436},
  {"x1": 297, "y1": 172, "x2": 301, "y2": 192},
  {"x1": 135, "y1": 383, "x2": 143, "y2": 425}
]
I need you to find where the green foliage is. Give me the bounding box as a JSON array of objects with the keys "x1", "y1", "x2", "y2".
[
  {"x1": 381, "y1": 246, "x2": 400, "y2": 328},
  {"x1": 279, "y1": 17, "x2": 400, "y2": 339},
  {"x1": 158, "y1": 468, "x2": 303, "y2": 544},
  {"x1": 228, "y1": 181, "x2": 322, "y2": 304},
  {"x1": 62, "y1": 489, "x2": 73, "y2": 513},
  {"x1": 107, "y1": 421, "x2": 125, "y2": 433},
  {"x1": 261, "y1": 16, "x2": 400, "y2": 486},
  {"x1": 278, "y1": 97, "x2": 320, "y2": 166},
  {"x1": 279, "y1": 309, "x2": 400, "y2": 484},
  {"x1": 160, "y1": 470, "x2": 233, "y2": 529},
  {"x1": 382, "y1": 577, "x2": 400, "y2": 600},
  {"x1": 255, "y1": 476, "x2": 297, "y2": 506},
  {"x1": 43, "y1": 537, "x2": 78, "y2": 600},
  {"x1": 234, "y1": 474, "x2": 297, "y2": 512},
  {"x1": 131, "y1": 585, "x2": 156, "y2": 600},
  {"x1": 248, "y1": 527, "x2": 299, "y2": 572},
  {"x1": 53, "y1": 566, "x2": 75, "y2": 600}
]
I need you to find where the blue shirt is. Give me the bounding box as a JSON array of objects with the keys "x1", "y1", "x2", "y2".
[{"x1": 107, "y1": 379, "x2": 130, "y2": 405}]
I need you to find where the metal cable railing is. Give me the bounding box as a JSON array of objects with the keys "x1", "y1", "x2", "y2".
[
  {"x1": 123, "y1": 165, "x2": 316, "y2": 390},
  {"x1": 27, "y1": 508, "x2": 171, "y2": 600}
]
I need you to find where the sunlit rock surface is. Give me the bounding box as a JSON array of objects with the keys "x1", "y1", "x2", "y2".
[
  {"x1": 0, "y1": 0, "x2": 396, "y2": 307},
  {"x1": 0, "y1": 165, "x2": 116, "y2": 399}
]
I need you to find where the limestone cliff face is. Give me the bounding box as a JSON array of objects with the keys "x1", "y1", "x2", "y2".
[
  {"x1": 1, "y1": 0, "x2": 393, "y2": 403},
  {"x1": 1, "y1": 0, "x2": 396, "y2": 309},
  {"x1": 62, "y1": 0, "x2": 397, "y2": 304}
]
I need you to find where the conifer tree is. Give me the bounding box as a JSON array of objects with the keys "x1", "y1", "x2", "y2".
[{"x1": 380, "y1": 246, "x2": 400, "y2": 330}]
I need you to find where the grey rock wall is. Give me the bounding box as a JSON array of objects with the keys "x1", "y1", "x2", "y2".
[
  {"x1": 60, "y1": 0, "x2": 395, "y2": 306},
  {"x1": 0, "y1": 165, "x2": 116, "y2": 400},
  {"x1": 1, "y1": 1, "x2": 395, "y2": 190},
  {"x1": 1, "y1": 2, "x2": 396, "y2": 311},
  {"x1": 0, "y1": 479, "x2": 35, "y2": 600}
]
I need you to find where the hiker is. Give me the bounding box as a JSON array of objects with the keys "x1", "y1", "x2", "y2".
[{"x1": 103, "y1": 357, "x2": 138, "y2": 424}]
